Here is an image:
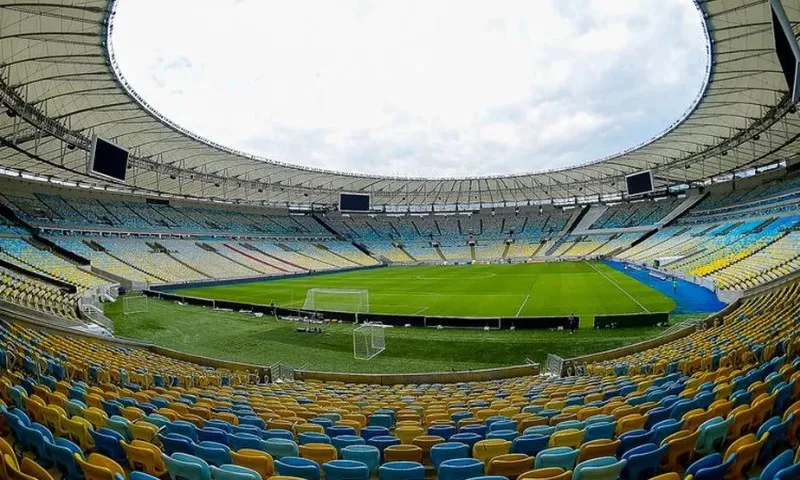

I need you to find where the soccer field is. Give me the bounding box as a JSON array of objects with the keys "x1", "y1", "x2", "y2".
[
  {"x1": 173, "y1": 261, "x2": 676, "y2": 319},
  {"x1": 107, "y1": 261, "x2": 684, "y2": 373},
  {"x1": 107, "y1": 298, "x2": 680, "y2": 374}
]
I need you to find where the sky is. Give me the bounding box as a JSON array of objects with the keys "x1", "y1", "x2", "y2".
[{"x1": 111, "y1": 0, "x2": 709, "y2": 179}]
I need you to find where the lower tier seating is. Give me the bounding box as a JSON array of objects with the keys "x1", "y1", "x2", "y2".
[{"x1": 0, "y1": 277, "x2": 799, "y2": 480}]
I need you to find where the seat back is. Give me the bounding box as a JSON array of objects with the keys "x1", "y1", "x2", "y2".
[
  {"x1": 573, "y1": 456, "x2": 626, "y2": 480},
  {"x1": 533, "y1": 447, "x2": 579, "y2": 470},
  {"x1": 209, "y1": 464, "x2": 261, "y2": 480},
  {"x1": 163, "y1": 452, "x2": 212, "y2": 480},
  {"x1": 231, "y1": 449, "x2": 275, "y2": 479},
  {"x1": 486, "y1": 453, "x2": 534, "y2": 478}
]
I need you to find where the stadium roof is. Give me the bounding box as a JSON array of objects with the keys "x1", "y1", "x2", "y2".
[{"x1": 0, "y1": 0, "x2": 799, "y2": 209}]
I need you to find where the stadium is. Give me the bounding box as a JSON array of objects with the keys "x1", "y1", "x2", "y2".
[{"x1": 0, "y1": 0, "x2": 799, "y2": 479}]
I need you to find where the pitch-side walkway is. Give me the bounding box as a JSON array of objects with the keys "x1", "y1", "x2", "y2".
[{"x1": 604, "y1": 260, "x2": 727, "y2": 314}]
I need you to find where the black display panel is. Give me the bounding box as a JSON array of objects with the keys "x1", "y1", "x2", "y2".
[
  {"x1": 88, "y1": 136, "x2": 129, "y2": 183},
  {"x1": 626, "y1": 171, "x2": 654, "y2": 196},
  {"x1": 339, "y1": 193, "x2": 370, "y2": 211},
  {"x1": 771, "y1": 0, "x2": 800, "y2": 103}
]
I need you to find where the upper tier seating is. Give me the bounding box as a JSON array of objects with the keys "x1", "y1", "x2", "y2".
[
  {"x1": 591, "y1": 198, "x2": 681, "y2": 230},
  {"x1": 325, "y1": 209, "x2": 571, "y2": 244},
  {"x1": 692, "y1": 175, "x2": 800, "y2": 213},
  {"x1": 0, "y1": 191, "x2": 329, "y2": 236}
]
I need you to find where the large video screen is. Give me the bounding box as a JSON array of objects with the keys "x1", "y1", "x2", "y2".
[
  {"x1": 626, "y1": 171, "x2": 654, "y2": 196},
  {"x1": 88, "y1": 135, "x2": 129, "y2": 183},
  {"x1": 771, "y1": 0, "x2": 800, "y2": 103},
  {"x1": 339, "y1": 192, "x2": 370, "y2": 212}
]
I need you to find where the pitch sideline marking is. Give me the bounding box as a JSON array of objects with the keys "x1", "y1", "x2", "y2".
[{"x1": 584, "y1": 261, "x2": 650, "y2": 313}]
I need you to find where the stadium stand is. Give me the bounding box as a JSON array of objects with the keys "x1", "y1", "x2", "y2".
[
  {"x1": 4, "y1": 3, "x2": 800, "y2": 478},
  {"x1": 690, "y1": 175, "x2": 800, "y2": 214},
  {"x1": 712, "y1": 232, "x2": 800, "y2": 290},
  {"x1": 0, "y1": 267, "x2": 80, "y2": 321},
  {"x1": 0, "y1": 172, "x2": 798, "y2": 299},
  {"x1": 323, "y1": 207, "x2": 574, "y2": 262},
  {"x1": 547, "y1": 234, "x2": 641, "y2": 259},
  {"x1": 618, "y1": 176, "x2": 800, "y2": 291},
  {"x1": 403, "y1": 242, "x2": 442, "y2": 262},
  {"x1": 47, "y1": 236, "x2": 162, "y2": 285},
  {"x1": 438, "y1": 241, "x2": 472, "y2": 262},
  {"x1": 0, "y1": 190, "x2": 328, "y2": 237},
  {"x1": 1, "y1": 175, "x2": 800, "y2": 480},
  {"x1": 0, "y1": 238, "x2": 108, "y2": 291},
  {"x1": 0, "y1": 272, "x2": 798, "y2": 480},
  {"x1": 90, "y1": 238, "x2": 208, "y2": 283},
  {"x1": 475, "y1": 241, "x2": 506, "y2": 261},
  {"x1": 364, "y1": 241, "x2": 415, "y2": 263},
  {"x1": 506, "y1": 240, "x2": 545, "y2": 259},
  {"x1": 590, "y1": 198, "x2": 681, "y2": 230},
  {"x1": 582, "y1": 280, "x2": 800, "y2": 375}
]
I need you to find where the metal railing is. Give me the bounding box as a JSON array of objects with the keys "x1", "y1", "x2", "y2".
[
  {"x1": 79, "y1": 304, "x2": 113, "y2": 331},
  {"x1": 544, "y1": 354, "x2": 565, "y2": 376},
  {"x1": 269, "y1": 362, "x2": 308, "y2": 382}
]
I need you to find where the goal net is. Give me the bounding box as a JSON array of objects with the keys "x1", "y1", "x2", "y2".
[
  {"x1": 123, "y1": 294, "x2": 149, "y2": 315},
  {"x1": 302, "y1": 289, "x2": 369, "y2": 315},
  {"x1": 354, "y1": 323, "x2": 385, "y2": 360}
]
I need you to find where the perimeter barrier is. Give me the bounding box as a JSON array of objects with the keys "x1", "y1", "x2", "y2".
[
  {"x1": 145, "y1": 290, "x2": 571, "y2": 329},
  {"x1": 593, "y1": 312, "x2": 669, "y2": 329}
]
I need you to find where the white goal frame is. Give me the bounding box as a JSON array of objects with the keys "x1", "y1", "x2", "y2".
[
  {"x1": 123, "y1": 294, "x2": 149, "y2": 315},
  {"x1": 353, "y1": 322, "x2": 385, "y2": 360},
  {"x1": 302, "y1": 288, "x2": 369, "y2": 320}
]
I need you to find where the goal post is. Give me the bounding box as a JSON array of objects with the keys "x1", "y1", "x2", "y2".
[
  {"x1": 122, "y1": 294, "x2": 149, "y2": 315},
  {"x1": 302, "y1": 288, "x2": 369, "y2": 318},
  {"x1": 354, "y1": 322, "x2": 385, "y2": 360}
]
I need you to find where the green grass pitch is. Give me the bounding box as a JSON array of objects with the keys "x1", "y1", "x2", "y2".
[
  {"x1": 173, "y1": 261, "x2": 676, "y2": 321},
  {"x1": 107, "y1": 262, "x2": 681, "y2": 373}
]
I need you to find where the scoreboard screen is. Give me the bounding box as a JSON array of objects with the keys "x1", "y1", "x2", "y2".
[
  {"x1": 626, "y1": 171, "x2": 654, "y2": 196},
  {"x1": 339, "y1": 192, "x2": 370, "y2": 212},
  {"x1": 88, "y1": 135, "x2": 129, "y2": 183}
]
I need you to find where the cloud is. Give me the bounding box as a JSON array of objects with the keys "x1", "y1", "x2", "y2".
[{"x1": 111, "y1": 0, "x2": 708, "y2": 178}]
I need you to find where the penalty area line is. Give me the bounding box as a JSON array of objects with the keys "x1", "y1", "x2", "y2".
[
  {"x1": 584, "y1": 261, "x2": 650, "y2": 313},
  {"x1": 515, "y1": 294, "x2": 530, "y2": 318},
  {"x1": 411, "y1": 306, "x2": 430, "y2": 315}
]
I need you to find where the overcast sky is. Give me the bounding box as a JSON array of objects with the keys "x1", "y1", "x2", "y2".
[{"x1": 111, "y1": 0, "x2": 709, "y2": 178}]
